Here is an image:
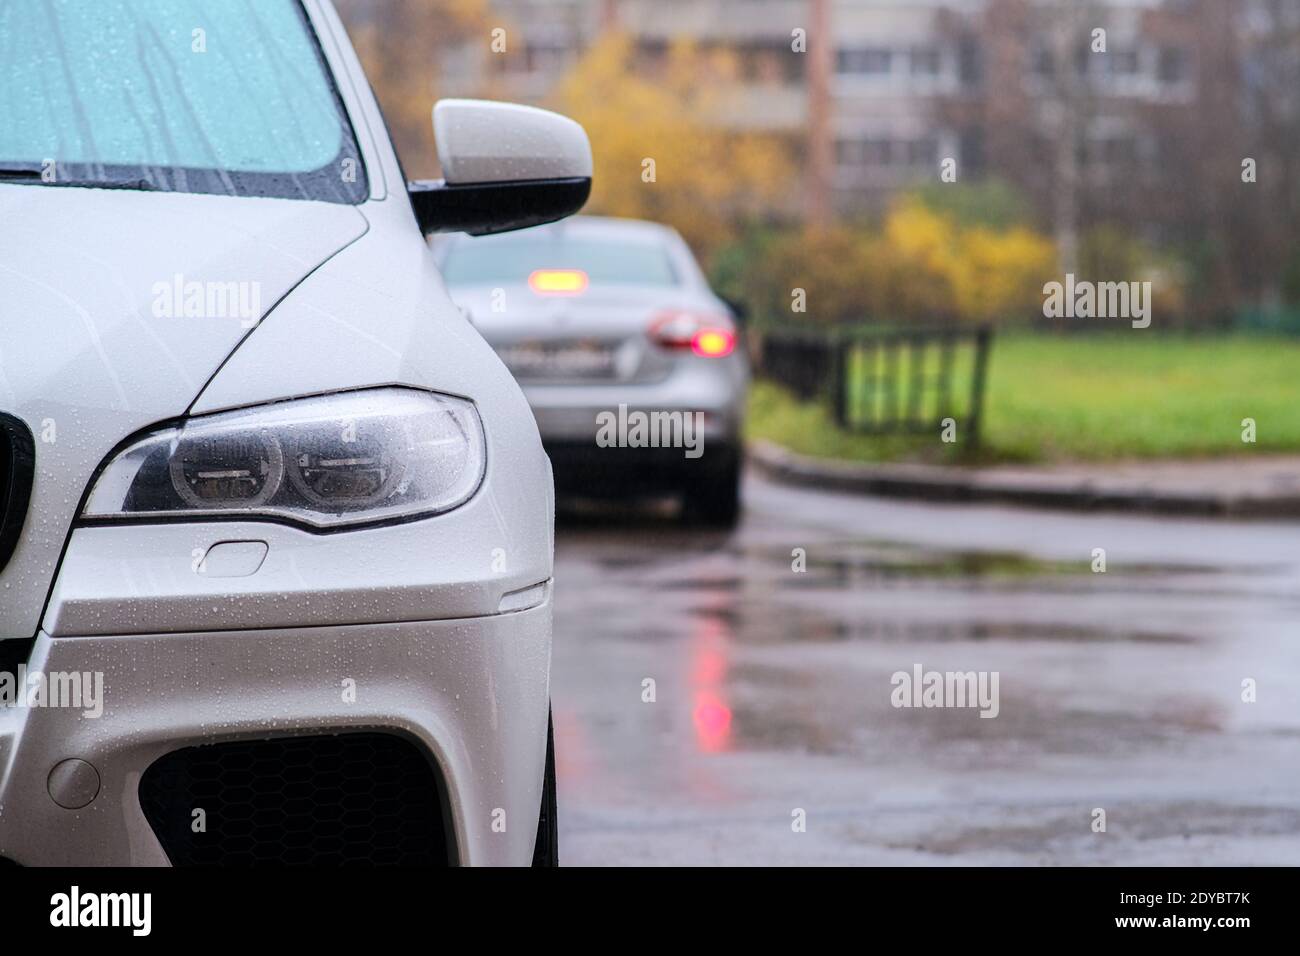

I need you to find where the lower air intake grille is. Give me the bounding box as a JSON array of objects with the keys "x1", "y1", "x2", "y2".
[{"x1": 139, "y1": 733, "x2": 451, "y2": 866}]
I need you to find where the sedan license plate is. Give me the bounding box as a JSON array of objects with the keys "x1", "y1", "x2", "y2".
[{"x1": 498, "y1": 341, "x2": 617, "y2": 380}]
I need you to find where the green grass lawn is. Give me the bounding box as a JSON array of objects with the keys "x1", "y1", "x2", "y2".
[{"x1": 748, "y1": 334, "x2": 1300, "y2": 464}]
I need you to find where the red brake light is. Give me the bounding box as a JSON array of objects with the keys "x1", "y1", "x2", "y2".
[
  {"x1": 691, "y1": 328, "x2": 736, "y2": 358},
  {"x1": 528, "y1": 269, "x2": 588, "y2": 295},
  {"x1": 649, "y1": 310, "x2": 736, "y2": 358}
]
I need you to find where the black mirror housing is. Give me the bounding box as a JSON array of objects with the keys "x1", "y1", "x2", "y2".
[{"x1": 408, "y1": 177, "x2": 591, "y2": 237}]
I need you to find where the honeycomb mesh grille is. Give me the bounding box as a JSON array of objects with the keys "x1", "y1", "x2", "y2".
[{"x1": 139, "y1": 733, "x2": 451, "y2": 866}]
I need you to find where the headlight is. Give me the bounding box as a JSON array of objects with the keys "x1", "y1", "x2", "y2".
[{"x1": 82, "y1": 388, "x2": 485, "y2": 529}]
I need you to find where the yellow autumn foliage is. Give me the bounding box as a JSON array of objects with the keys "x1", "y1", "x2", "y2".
[
  {"x1": 552, "y1": 34, "x2": 793, "y2": 260},
  {"x1": 339, "y1": 0, "x2": 489, "y2": 179},
  {"x1": 740, "y1": 199, "x2": 1058, "y2": 326},
  {"x1": 881, "y1": 200, "x2": 1057, "y2": 324}
]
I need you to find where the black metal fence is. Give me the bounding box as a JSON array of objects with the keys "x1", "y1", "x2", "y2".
[{"x1": 756, "y1": 325, "x2": 993, "y2": 447}]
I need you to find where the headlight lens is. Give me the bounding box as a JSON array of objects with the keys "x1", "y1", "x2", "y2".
[{"x1": 82, "y1": 388, "x2": 485, "y2": 529}]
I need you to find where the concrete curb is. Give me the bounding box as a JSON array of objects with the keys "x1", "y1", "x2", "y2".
[{"x1": 748, "y1": 440, "x2": 1300, "y2": 519}]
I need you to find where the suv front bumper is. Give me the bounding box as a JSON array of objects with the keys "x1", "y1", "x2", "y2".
[
  {"x1": 0, "y1": 597, "x2": 551, "y2": 866},
  {"x1": 0, "y1": 456, "x2": 554, "y2": 867}
]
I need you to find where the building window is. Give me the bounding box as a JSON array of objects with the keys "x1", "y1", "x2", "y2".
[
  {"x1": 1104, "y1": 48, "x2": 1141, "y2": 76},
  {"x1": 837, "y1": 48, "x2": 893, "y2": 75},
  {"x1": 1085, "y1": 134, "x2": 1139, "y2": 166},
  {"x1": 837, "y1": 136, "x2": 941, "y2": 170},
  {"x1": 740, "y1": 42, "x2": 803, "y2": 84},
  {"x1": 907, "y1": 138, "x2": 939, "y2": 165},
  {"x1": 493, "y1": 37, "x2": 572, "y2": 77},
  {"x1": 1158, "y1": 46, "x2": 1189, "y2": 84},
  {"x1": 838, "y1": 138, "x2": 892, "y2": 167},
  {"x1": 524, "y1": 42, "x2": 569, "y2": 74},
  {"x1": 1031, "y1": 45, "x2": 1055, "y2": 78},
  {"x1": 958, "y1": 37, "x2": 983, "y2": 84},
  {"x1": 910, "y1": 47, "x2": 942, "y2": 76}
]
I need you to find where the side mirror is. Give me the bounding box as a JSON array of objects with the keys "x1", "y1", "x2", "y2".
[{"x1": 409, "y1": 99, "x2": 592, "y2": 237}]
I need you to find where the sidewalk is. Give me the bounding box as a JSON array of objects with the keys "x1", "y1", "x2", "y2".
[{"x1": 749, "y1": 440, "x2": 1300, "y2": 518}]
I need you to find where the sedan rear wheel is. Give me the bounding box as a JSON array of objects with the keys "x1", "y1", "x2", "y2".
[{"x1": 681, "y1": 449, "x2": 742, "y2": 529}]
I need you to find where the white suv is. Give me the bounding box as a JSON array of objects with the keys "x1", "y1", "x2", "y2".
[{"x1": 0, "y1": 0, "x2": 590, "y2": 866}]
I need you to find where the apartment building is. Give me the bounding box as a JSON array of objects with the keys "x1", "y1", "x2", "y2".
[{"x1": 436, "y1": 0, "x2": 1226, "y2": 214}]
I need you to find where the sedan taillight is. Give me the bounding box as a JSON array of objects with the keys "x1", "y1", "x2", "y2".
[{"x1": 648, "y1": 310, "x2": 737, "y2": 358}]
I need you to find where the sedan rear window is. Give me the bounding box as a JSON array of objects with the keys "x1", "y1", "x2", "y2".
[
  {"x1": 441, "y1": 236, "x2": 680, "y2": 287},
  {"x1": 0, "y1": 0, "x2": 366, "y2": 202}
]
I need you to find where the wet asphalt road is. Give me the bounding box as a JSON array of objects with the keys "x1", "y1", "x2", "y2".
[{"x1": 551, "y1": 471, "x2": 1300, "y2": 865}]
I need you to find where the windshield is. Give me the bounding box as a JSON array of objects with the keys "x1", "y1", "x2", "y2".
[
  {"x1": 441, "y1": 235, "x2": 681, "y2": 287},
  {"x1": 0, "y1": 0, "x2": 366, "y2": 202}
]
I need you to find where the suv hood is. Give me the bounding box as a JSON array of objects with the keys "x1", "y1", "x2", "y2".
[{"x1": 0, "y1": 185, "x2": 367, "y2": 640}]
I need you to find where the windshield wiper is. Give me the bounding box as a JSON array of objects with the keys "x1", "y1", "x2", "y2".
[
  {"x1": 79, "y1": 177, "x2": 161, "y2": 191},
  {"x1": 0, "y1": 163, "x2": 160, "y2": 191},
  {"x1": 0, "y1": 163, "x2": 47, "y2": 181}
]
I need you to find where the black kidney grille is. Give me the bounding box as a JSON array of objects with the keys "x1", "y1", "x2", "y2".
[
  {"x1": 138, "y1": 733, "x2": 451, "y2": 866},
  {"x1": 0, "y1": 414, "x2": 35, "y2": 576}
]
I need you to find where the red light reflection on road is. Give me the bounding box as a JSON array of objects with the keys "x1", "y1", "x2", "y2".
[
  {"x1": 692, "y1": 694, "x2": 732, "y2": 752},
  {"x1": 690, "y1": 616, "x2": 733, "y2": 753}
]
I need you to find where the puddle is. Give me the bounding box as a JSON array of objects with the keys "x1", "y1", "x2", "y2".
[
  {"x1": 895, "y1": 802, "x2": 1300, "y2": 857},
  {"x1": 691, "y1": 604, "x2": 1196, "y2": 647},
  {"x1": 773, "y1": 541, "x2": 1225, "y2": 581}
]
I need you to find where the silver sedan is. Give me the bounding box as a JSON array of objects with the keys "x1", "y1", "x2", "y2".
[{"x1": 438, "y1": 216, "x2": 749, "y2": 526}]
